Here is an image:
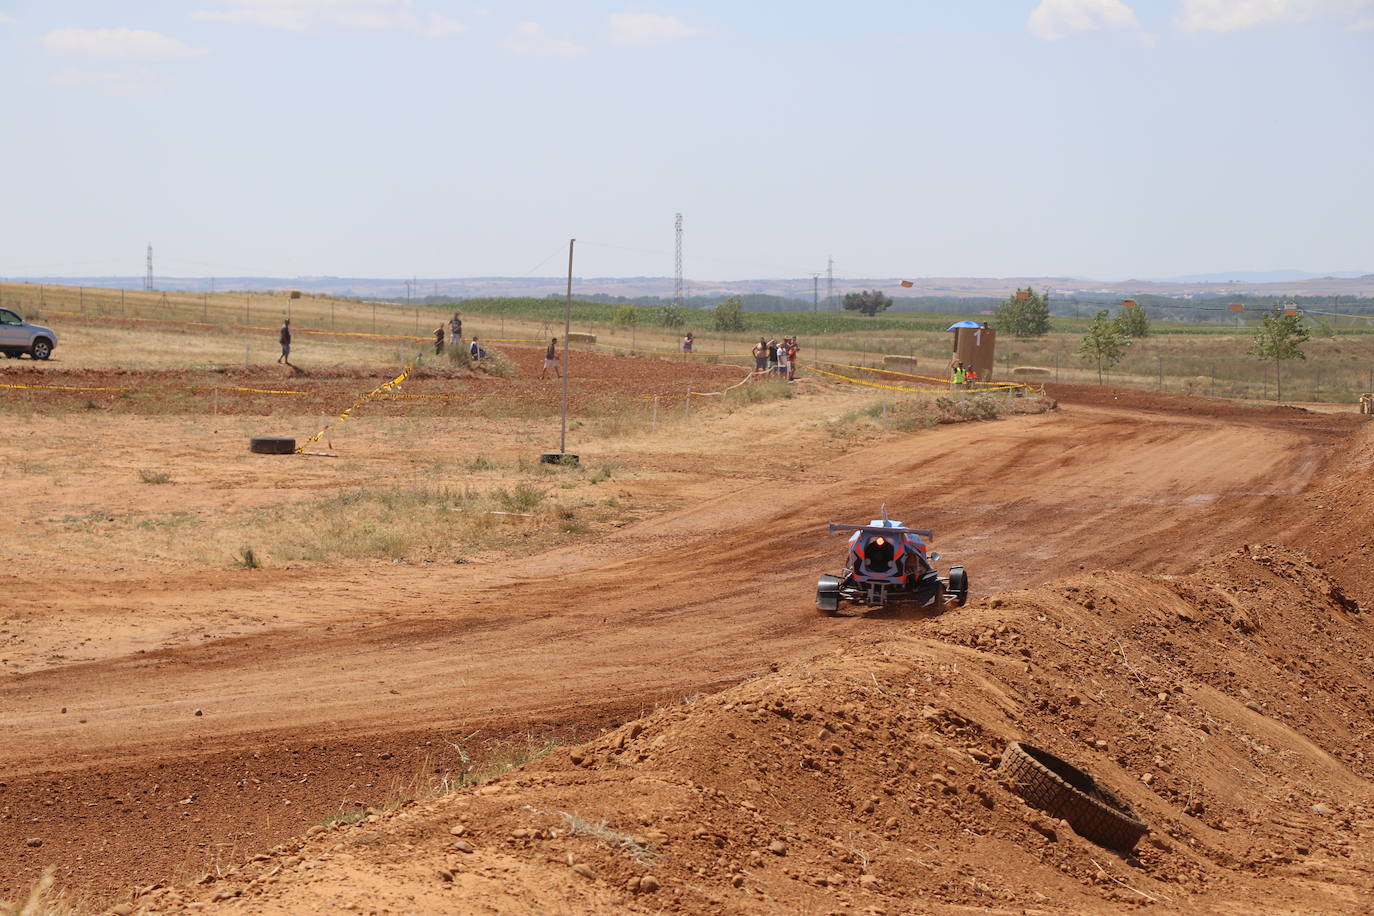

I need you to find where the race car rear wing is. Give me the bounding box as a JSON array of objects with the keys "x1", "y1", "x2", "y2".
[{"x1": 829, "y1": 524, "x2": 934, "y2": 538}]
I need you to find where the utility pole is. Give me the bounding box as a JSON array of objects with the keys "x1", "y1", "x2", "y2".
[
  {"x1": 811, "y1": 274, "x2": 820, "y2": 311},
  {"x1": 674, "y1": 213, "x2": 684, "y2": 311},
  {"x1": 826, "y1": 257, "x2": 835, "y2": 311},
  {"x1": 144, "y1": 244, "x2": 154, "y2": 291},
  {"x1": 560, "y1": 239, "x2": 575, "y2": 456}
]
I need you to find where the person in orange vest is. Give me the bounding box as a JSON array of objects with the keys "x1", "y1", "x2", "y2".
[{"x1": 966, "y1": 365, "x2": 979, "y2": 384}]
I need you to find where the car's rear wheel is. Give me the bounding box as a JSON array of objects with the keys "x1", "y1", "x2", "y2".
[
  {"x1": 816, "y1": 574, "x2": 841, "y2": 616},
  {"x1": 948, "y1": 566, "x2": 969, "y2": 606},
  {"x1": 30, "y1": 339, "x2": 52, "y2": 360}
]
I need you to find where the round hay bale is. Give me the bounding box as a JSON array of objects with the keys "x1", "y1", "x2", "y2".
[{"x1": 287, "y1": 290, "x2": 302, "y2": 300}]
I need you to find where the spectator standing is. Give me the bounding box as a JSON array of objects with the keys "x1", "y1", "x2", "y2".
[
  {"x1": 776, "y1": 338, "x2": 790, "y2": 378},
  {"x1": 434, "y1": 326, "x2": 445, "y2": 356},
  {"x1": 449, "y1": 312, "x2": 462, "y2": 345},
  {"x1": 785, "y1": 337, "x2": 799, "y2": 381},
  {"x1": 540, "y1": 336, "x2": 561, "y2": 379},
  {"x1": 752, "y1": 337, "x2": 768, "y2": 377},
  {"x1": 952, "y1": 361, "x2": 967, "y2": 388},
  {"x1": 277, "y1": 318, "x2": 292, "y2": 365},
  {"x1": 682, "y1": 332, "x2": 693, "y2": 357}
]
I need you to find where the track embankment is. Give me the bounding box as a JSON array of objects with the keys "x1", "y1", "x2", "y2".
[
  {"x1": 2, "y1": 384, "x2": 1371, "y2": 910},
  {"x1": 131, "y1": 545, "x2": 1374, "y2": 914}
]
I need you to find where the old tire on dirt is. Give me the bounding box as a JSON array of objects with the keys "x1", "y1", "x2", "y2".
[
  {"x1": 539, "y1": 452, "x2": 579, "y2": 467},
  {"x1": 249, "y1": 436, "x2": 297, "y2": 455},
  {"x1": 816, "y1": 574, "x2": 841, "y2": 615},
  {"x1": 948, "y1": 566, "x2": 969, "y2": 606},
  {"x1": 999, "y1": 742, "x2": 1148, "y2": 852}
]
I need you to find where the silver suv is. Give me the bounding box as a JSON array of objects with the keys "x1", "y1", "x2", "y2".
[{"x1": 0, "y1": 308, "x2": 57, "y2": 360}]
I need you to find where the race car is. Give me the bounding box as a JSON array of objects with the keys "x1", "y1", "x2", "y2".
[{"x1": 816, "y1": 507, "x2": 968, "y2": 615}]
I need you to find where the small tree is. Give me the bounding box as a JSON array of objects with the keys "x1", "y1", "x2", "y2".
[
  {"x1": 842, "y1": 289, "x2": 892, "y2": 317},
  {"x1": 712, "y1": 296, "x2": 745, "y2": 332},
  {"x1": 1248, "y1": 311, "x2": 1309, "y2": 402},
  {"x1": 1079, "y1": 309, "x2": 1131, "y2": 384},
  {"x1": 612, "y1": 304, "x2": 638, "y2": 329},
  {"x1": 994, "y1": 287, "x2": 1051, "y2": 337},
  {"x1": 660, "y1": 304, "x2": 686, "y2": 328},
  {"x1": 1115, "y1": 303, "x2": 1150, "y2": 338}
]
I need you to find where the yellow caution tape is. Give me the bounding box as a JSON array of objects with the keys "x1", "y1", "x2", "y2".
[
  {"x1": 802, "y1": 363, "x2": 1027, "y2": 395},
  {"x1": 0, "y1": 381, "x2": 130, "y2": 392},
  {"x1": 297, "y1": 362, "x2": 415, "y2": 451},
  {"x1": 806, "y1": 359, "x2": 1028, "y2": 392},
  {"x1": 807, "y1": 358, "x2": 953, "y2": 385}
]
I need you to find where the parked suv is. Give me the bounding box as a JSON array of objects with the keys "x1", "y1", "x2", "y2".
[{"x1": 0, "y1": 308, "x2": 57, "y2": 360}]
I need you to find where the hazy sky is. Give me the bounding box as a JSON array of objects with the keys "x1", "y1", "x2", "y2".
[{"x1": 1, "y1": 0, "x2": 1370, "y2": 282}]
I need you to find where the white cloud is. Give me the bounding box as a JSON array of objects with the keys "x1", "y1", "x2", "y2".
[
  {"x1": 424, "y1": 12, "x2": 467, "y2": 37},
  {"x1": 607, "y1": 11, "x2": 703, "y2": 47},
  {"x1": 54, "y1": 65, "x2": 164, "y2": 98},
  {"x1": 193, "y1": 0, "x2": 419, "y2": 32},
  {"x1": 1028, "y1": 0, "x2": 1145, "y2": 39},
  {"x1": 1175, "y1": 0, "x2": 1374, "y2": 31},
  {"x1": 0, "y1": 13, "x2": 16, "y2": 25},
  {"x1": 42, "y1": 27, "x2": 209, "y2": 61},
  {"x1": 502, "y1": 21, "x2": 584, "y2": 57}
]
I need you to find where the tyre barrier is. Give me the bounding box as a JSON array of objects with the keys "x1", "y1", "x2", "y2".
[
  {"x1": 539, "y1": 452, "x2": 579, "y2": 467},
  {"x1": 999, "y1": 742, "x2": 1148, "y2": 852},
  {"x1": 249, "y1": 436, "x2": 297, "y2": 455}
]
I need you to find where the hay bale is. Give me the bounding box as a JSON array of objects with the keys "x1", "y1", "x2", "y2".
[
  {"x1": 567, "y1": 332, "x2": 597, "y2": 345},
  {"x1": 882, "y1": 355, "x2": 919, "y2": 371},
  {"x1": 1012, "y1": 366, "x2": 1051, "y2": 378},
  {"x1": 287, "y1": 290, "x2": 302, "y2": 300}
]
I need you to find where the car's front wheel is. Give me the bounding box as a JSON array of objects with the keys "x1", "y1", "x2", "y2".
[{"x1": 30, "y1": 339, "x2": 53, "y2": 360}]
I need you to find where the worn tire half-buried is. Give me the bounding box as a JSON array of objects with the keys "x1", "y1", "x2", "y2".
[
  {"x1": 249, "y1": 436, "x2": 297, "y2": 455},
  {"x1": 999, "y1": 742, "x2": 1148, "y2": 852}
]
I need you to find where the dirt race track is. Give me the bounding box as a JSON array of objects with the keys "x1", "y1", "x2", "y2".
[{"x1": 4, "y1": 367, "x2": 1374, "y2": 913}]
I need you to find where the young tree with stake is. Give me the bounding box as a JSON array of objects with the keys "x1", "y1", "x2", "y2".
[
  {"x1": 1079, "y1": 309, "x2": 1131, "y2": 385},
  {"x1": 1248, "y1": 311, "x2": 1309, "y2": 402}
]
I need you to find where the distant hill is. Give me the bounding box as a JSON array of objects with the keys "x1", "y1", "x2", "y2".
[
  {"x1": 1158, "y1": 269, "x2": 1371, "y2": 283},
  {"x1": 12, "y1": 273, "x2": 1374, "y2": 301}
]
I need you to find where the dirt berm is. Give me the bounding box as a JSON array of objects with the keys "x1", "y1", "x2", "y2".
[{"x1": 131, "y1": 545, "x2": 1374, "y2": 915}]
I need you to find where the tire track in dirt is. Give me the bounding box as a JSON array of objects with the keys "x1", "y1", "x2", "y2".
[{"x1": 0, "y1": 393, "x2": 1361, "y2": 901}]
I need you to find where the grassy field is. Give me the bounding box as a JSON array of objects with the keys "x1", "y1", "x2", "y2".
[{"x1": 5, "y1": 282, "x2": 1373, "y2": 404}]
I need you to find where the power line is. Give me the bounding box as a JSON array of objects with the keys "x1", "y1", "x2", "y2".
[{"x1": 674, "y1": 212, "x2": 684, "y2": 311}]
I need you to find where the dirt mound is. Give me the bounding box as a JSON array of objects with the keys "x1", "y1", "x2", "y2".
[
  {"x1": 0, "y1": 350, "x2": 749, "y2": 416},
  {"x1": 128, "y1": 546, "x2": 1374, "y2": 914}
]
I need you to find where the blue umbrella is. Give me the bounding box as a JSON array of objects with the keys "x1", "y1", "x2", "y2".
[{"x1": 947, "y1": 320, "x2": 982, "y2": 330}]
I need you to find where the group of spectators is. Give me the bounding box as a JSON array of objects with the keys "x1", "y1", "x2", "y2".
[
  {"x1": 950, "y1": 361, "x2": 980, "y2": 387},
  {"x1": 752, "y1": 336, "x2": 799, "y2": 382},
  {"x1": 430, "y1": 311, "x2": 486, "y2": 362}
]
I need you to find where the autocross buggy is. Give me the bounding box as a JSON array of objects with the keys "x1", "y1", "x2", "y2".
[{"x1": 817, "y1": 508, "x2": 968, "y2": 615}]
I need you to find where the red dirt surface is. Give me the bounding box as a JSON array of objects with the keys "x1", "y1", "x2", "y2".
[
  {"x1": 3, "y1": 376, "x2": 1374, "y2": 913},
  {"x1": 0, "y1": 347, "x2": 747, "y2": 415}
]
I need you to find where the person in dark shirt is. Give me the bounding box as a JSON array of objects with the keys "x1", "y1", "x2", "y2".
[
  {"x1": 277, "y1": 319, "x2": 292, "y2": 365},
  {"x1": 540, "y1": 337, "x2": 561, "y2": 379}
]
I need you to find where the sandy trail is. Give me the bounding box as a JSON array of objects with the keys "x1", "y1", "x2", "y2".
[
  {"x1": 2, "y1": 402, "x2": 1325, "y2": 769},
  {"x1": 0, "y1": 392, "x2": 1356, "y2": 901}
]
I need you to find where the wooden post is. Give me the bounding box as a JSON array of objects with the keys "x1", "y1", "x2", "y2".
[
  {"x1": 651, "y1": 395, "x2": 658, "y2": 433},
  {"x1": 559, "y1": 239, "x2": 575, "y2": 456}
]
